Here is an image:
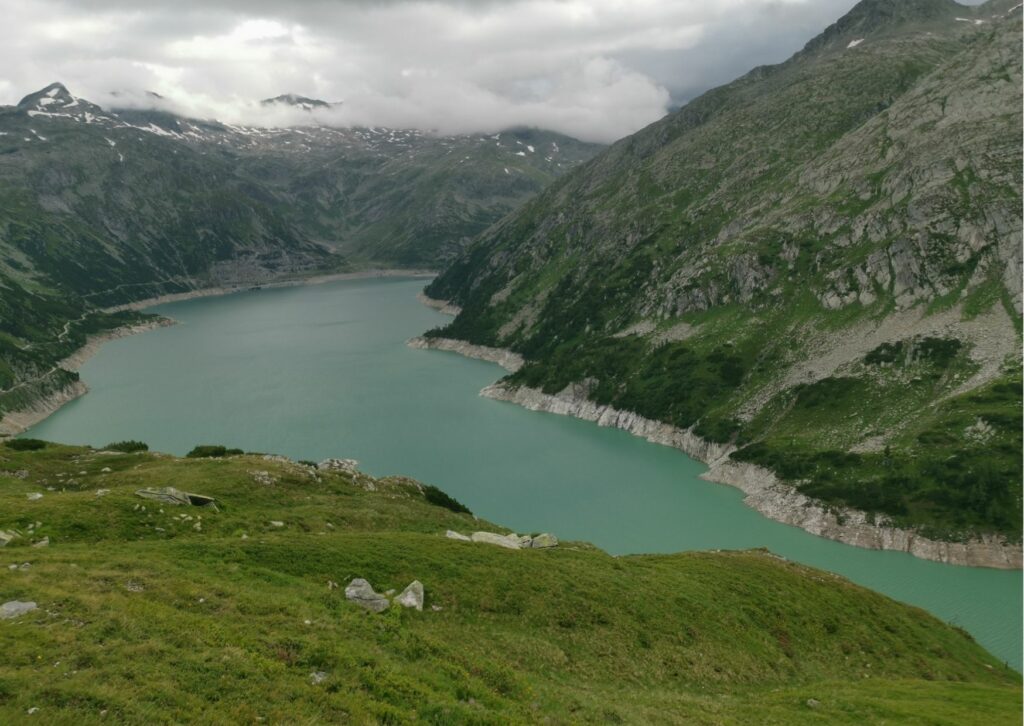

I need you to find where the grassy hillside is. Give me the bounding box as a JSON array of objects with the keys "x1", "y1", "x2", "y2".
[
  {"x1": 425, "y1": 0, "x2": 1023, "y2": 542},
  {"x1": 0, "y1": 441, "x2": 1019, "y2": 723}
]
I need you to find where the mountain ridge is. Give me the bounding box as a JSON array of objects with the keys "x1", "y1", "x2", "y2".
[{"x1": 424, "y1": 0, "x2": 1023, "y2": 550}]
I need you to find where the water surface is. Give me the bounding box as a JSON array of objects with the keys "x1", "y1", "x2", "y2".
[{"x1": 28, "y1": 278, "x2": 1022, "y2": 668}]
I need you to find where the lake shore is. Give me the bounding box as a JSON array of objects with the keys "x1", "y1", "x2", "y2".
[
  {"x1": 107, "y1": 268, "x2": 437, "y2": 312},
  {"x1": 3, "y1": 268, "x2": 435, "y2": 438},
  {"x1": 408, "y1": 299, "x2": 1023, "y2": 571}
]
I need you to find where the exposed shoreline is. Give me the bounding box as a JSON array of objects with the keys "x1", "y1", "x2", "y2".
[
  {"x1": 107, "y1": 268, "x2": 437, "y2": 313},
  {"x1": 2, "y1": 268, "x2": 436, "y2": 437},
  {"x1": 408, "y1": 297, "x2": 1022, "y2": 571},
  {"x1": 0, "y1": 318, "x2": 175, "y2": 437}
]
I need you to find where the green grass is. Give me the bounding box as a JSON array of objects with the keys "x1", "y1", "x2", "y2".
[{"x1": 0, "y1": 443, "x2": 1019, "y2": 723}]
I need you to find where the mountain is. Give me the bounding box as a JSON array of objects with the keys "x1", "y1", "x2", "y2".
[
  {"x1": 0, "y1": 440, "x2": 1017, "y2": 721},
  {"x1": 423, "y1": 0, "x2": 1023, "y2": 547},
  {"x1": 260, "y1": 93, "x2": 335, "y2": 110},
  {"x1": 0, "y1": 85, "x2": 601, "y2": 426}
]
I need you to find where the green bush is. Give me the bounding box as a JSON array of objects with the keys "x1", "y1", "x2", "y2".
[
  {"x1": 186, "y1": 445, "x2": 243, "y2": 459},
  {"x1": 423, "y1": 484, "x2": 472, "y2": 515},
  {"x1": 4, "y1": 438, "x2": 47, "y2": 451},
  {"x1": 105, "y1": 440, "x2": 149, "y2": 453}
]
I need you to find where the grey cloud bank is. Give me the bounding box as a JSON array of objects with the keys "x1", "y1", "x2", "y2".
[{"x1": 0, "y1": 0, "x2": 984, "y2": 142}]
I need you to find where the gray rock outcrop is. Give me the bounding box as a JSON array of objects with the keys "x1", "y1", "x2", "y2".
[
  {"x1": 345, "y1": 578, "x2": 390, "y2": 612},
  {"x1": 395, "y1": 581, "x2": 424, "y2": 611}
]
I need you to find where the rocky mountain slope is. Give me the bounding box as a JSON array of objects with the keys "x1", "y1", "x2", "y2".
[
  {"x1": 424, "y1": 0, "x2": 1023, "y2": 546},
  {"x1": 0, "y1": 440, "x2": 1018, "y2": 722},
  {"x1": 0, "y1": 84, "x2": 600, "y2": 427}
]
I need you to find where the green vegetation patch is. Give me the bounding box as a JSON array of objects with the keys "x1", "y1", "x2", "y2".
[{"x1": 0, "y1": 444, "x2": 1018, "y2": 722}]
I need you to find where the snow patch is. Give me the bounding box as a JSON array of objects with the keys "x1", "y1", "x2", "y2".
[{"x1": 847, "y1": 38, "x2": 865, "y2": 48}]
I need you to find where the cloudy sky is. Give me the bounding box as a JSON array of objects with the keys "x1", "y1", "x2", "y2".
[{"x1": 0, "y1": 0, "x2": 960, "y2": 142}]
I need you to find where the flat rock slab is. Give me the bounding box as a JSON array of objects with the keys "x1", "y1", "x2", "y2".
[
  {"x1": 136, "y1": 487, "x2": 217, "y2": 508},
  {"x1": 1, "y1": 601, "x2": 37, "y2": 619},
  {"x1": 471, "y1": 532, "x2": 523, "y2": 549},
  {"x1": 445, "y1": 530, "x2": 471, "y2": 541}
]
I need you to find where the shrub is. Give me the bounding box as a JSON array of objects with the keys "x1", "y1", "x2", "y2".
[
  {"x1": 186, "y1": 445, "x2": 243, "y2": 459},
  {"x1": 105, "y1": 440, "x2": 149, "y2": 453},
  {"x1": 4, "y1": 438, "x2": 47, "y2": 451},
  {"x1": 423, "y1": 485, "x2": 472, "y2": 515}
]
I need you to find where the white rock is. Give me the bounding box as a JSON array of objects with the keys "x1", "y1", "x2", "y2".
[
  {"x1": 0, "y1": 600, "x2": 37, "y2": 619},
  {"x1": 26, "y1": 493, "x2": 43, "y2": 501},
  {"x1": 445, "y1": 530, "x2": 471, "y2": 541}
]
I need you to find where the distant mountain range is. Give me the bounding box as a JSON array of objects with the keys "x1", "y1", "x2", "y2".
[{"x1": 0, "y1": 82, "x2": 601, "y2": 420}]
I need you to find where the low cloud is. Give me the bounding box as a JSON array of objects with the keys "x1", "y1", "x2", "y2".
[{"x1": 0, "y1": 0, "x2": 977, "y2": 142}]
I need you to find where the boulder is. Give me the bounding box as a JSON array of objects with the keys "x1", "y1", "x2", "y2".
[
  {"x1": 136, "y1": 487, "x2": 217, "y2": 509},
  {"x1": 445, "y1": 530, "x2": 471, "y2": 541},
  {"x1": 395, "y1": 580, "x2": 424, "y2": 611},
  {"x1": 529, "y1": 533, "x2": 559, "y2": 549},
  {"x1": 471, "y1": 531, "x2": 522, "y2": 549},
  {"x1": 25, "y1": 493, "x2": 42, "y2": 501},
  {"x1": 344, "y1": 578, "x2": 390, "y2": 613},
  {"x1": 0, "y1": 530, "x2": 17, "y2": 547},
  {"x1": 0, "y1": 600, "x2": 37, "y2": 619}
]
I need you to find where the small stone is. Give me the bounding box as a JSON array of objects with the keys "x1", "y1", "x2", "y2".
[
  {"x1": 95, "y1": 489, "x2": 110, "y2": 497},
  {"x1": 27, "y1": 707, "x2": 39, "y2": 715},
  {"x1": 101, "y1": 467, "x2": 112, "y2": 473},
  {"x1": 269, "y1": 521, "x2": 284, "y2": 528},
  {"x1": 26, "y1": 492, "x2": 43, "y2": 501},
  {"x1": 125, "y1": 581, "x2": 144, "y2": 592},
  {"x1": 0, "y1": 530, "x2": 18, "y2": 547},
  {"x1": 32, "y1": 537, "x2": 49, "y2": 548},
  {"x1": 395, "y1": 581, "x2": 424, "y2": 611},
  {"x1": 344, "y1": 578, "x2": 390, "y2": 613},
  {"x1": 431, "y1": 605, "x2": 443, "y2": 612},
  {"x1": 806, "y1": 698, "x2": 821, "y2": 709},
  {"x1": 310, "y1": 671, "x2": 327, "y2": 685},
  {"x1": 445, "y1": 530, "x2": 471, "y2": 541},
  {"x1": 0, "y1": 600, "x2": 37, "y2": 619},
  {"x1": 327, "y1": 580, "x2": 339, "y2": 590}
]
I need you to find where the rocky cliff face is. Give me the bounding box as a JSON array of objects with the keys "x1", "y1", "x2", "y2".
[{"x1": 424, "y1": 0, "x2": 1023, "y2": 545}]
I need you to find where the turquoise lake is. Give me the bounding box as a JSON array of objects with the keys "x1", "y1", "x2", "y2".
[{"x1": 27, "y1": 277, "x2": 1022, "y2": 669}]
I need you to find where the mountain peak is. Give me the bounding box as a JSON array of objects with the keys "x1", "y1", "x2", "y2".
[
  {"x1": 802, "y1": 0, "x2": 962, "y2": 53},
  {"x1": 15, "y1": 82, "x2": 104, "y2": 118},
  {"x1": 260, "y1": 94, "x2": 334, "y2": 111}
]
